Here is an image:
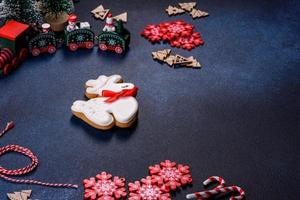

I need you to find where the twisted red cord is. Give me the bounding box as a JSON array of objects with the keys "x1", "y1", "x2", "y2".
[
  {"x1": 0, "y1": 122, "x2": 78, "y2": 188},
  {"x1": 0, "y1": 121, "x2": 14, "y2": 137}
]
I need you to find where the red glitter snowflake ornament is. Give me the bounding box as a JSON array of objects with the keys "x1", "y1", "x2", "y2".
[
  {"x1": 160, "y1": 20, "x2": 194, "y2": 41},
  {"x1": 141, "y1": 24, "x2": 163, "y2": 43},
  {"x1": 171, "y1": 32, "x2": 204, "y2": 51},
  {"x1": 128, "y1": 176, "x2": 171, "y2": 200},
  {"x1": 83, "y1": 171, "x2": 127, "y2": 200},
  {"x1": 149, "y1": 160, "x2": 192, "y2": 191}
]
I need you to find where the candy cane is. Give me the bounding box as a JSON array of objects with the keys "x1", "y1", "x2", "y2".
[
  {"x1": 0, "y1": 122, "x2": 78, "y2": 189},
  {"x1": 203, "y1": 176, "x2": 226, "y2": 188},
  {"x1": 186, "y1": 176, "x2": 226, "y2": 199},
  {"x1": 186, "y1": 176, "x2": 245, "y2": 200},
  {"x1": 214, "y1": 186, "x2": 245, "y2": 200}
]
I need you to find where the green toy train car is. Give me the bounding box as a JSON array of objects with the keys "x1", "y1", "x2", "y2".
[
  {"x1": 0, "y1": 20, "x2": 30, "y2": 75},
  {"x1": 64, "y1": 22, "x2": 94, "y2": 51},
  {"x1": 97, "y1": 21, "x2": 130, "y2": 54},
  {"x1": 28, "y1": 32, "x2": 57, "y2": 56}
]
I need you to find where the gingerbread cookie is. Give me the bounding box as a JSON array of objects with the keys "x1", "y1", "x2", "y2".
[{"x1": 72, "y1": 75, "x2": 138, "y2": 130}]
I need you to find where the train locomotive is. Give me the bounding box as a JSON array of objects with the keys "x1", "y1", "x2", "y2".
[{"x1": 0, "y1": 20, "x2": 30, "y2": 76}]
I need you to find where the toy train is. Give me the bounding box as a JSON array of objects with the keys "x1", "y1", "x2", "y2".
[
  {"x1": 0, "y1": 14, "x2": 130, "y2": 76},
  {"x1": 0, "y1": 20, "x2": 30, "y2": 75}
]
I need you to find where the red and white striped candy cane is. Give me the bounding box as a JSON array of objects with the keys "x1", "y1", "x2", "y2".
[
  {"x1": 186, "y1": 185, "x2": 245, "y2": 200},
  {"x1": 186, "y1": 176, "x2": 245, "y2": 200},
  {"x1": 203, "y1": 176, "x2": 226, "y2": 188},
  {"x1": 186, "y1": 176, "x2": 226, "y2": 199},
  {"x1": 214, "y1": 185, "x2": 245, "y2": 200}
]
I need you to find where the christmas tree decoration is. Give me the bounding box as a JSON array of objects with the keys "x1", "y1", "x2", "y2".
[
  {"x1": 42, "y1": 0, "x2": 74, "y2": 18},
  {"x1": 152, "y1": 49, "x2": 201, "y2": 68},
  {"x1": 0, "y1": 0, "x2": 10, "y2": 25},
  {"x1": 190, "y1": 8, "x2": 209, "y2": 19},
  {"x1": 166, "y1": 2, "x2": 209, "y2": 20},
  {"x1": 178, "y1": 2, "x2": 197, "y2": 12},
  {"x1": 3, "y1": 0, "x2": 21, "y2": 21},
  {"x1": 152, "y1": 49, "x2": 171, "y2": 61},
  {"x1": 113, "y1": 12, "x2": 128, "y2": 23},
  {"x1": 91, "y1": 5, "x2": 109, "y2": 20},
  {"x1": 43, "y1": 0, "x2": 74, "y2": 31},
  {"x1": 165, "y1": 5, "x2": 185, "y2": 16},
  {"x1": 19, "y1": 0, "x2": 44, "y2": 26}
]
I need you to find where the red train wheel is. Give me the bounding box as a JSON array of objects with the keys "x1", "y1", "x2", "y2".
[
  {"x1": 1, "y1": 50, "x2": 10, "y2": 63},
  {"x1": 3, "y1": 64, "x2": 12, "y2": 75},
  {"x1": 48, "y1": 46, "x2": 57, "y2": 54},
  {"x1": 85, "y1": 42, "x2": 94, "y2": 49},
  {"x1": 32, "y1": 48, "x2": 40, "y2": 56},
  {"x1": 99, "y1": 43, "x2": 107, "y2": 51},
  {"x1": 11, "y1": 57, "x2": 19, "y2": 69},
  {"x1": 69, "y1": 43, "x2": 78, "y2": 51},
  {"x1": 2, "y1": 48, "x2": 13, "y2": 60},
  {"x1": 114, "y1": 46, "x2": 123, "y2": 54},
  {"x1": 19, "y1": 48, "x2": 28, "y2": 62},
  {"x1": 0, "y1": 56, "x2": 5, "y2": 69}
]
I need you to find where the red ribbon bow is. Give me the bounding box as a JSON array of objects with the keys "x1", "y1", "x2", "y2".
[{"x1": 102, "y1": 86, "x2": 138, "y2": 103}]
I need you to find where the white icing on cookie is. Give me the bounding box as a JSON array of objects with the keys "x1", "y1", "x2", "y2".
[
  {"x1": 86, "y1": 75, "x2": 135, "y2": 97},
  {"x1": 71, "y1": 97, "x2": 138, "y2": 126}
]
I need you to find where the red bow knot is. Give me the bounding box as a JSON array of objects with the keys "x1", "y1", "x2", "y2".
[{"x1": 102, "y1": 86, "x2": 138, "y2": 103}]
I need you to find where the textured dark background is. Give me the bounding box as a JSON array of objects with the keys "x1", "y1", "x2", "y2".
[{"x1": 0, "y1": 0, "x2": 299, "y2": 199}]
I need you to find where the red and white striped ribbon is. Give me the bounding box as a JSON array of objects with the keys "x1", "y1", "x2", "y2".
[
  {"x1": 0, "y1": 122, "x2": 78, "y2": 188},
  {"x1": 0, "y1": 121, "x2": 14, "y2": 137},
  {"x1": 186, "y1": 176, "x2": 245, "y2": 200}
]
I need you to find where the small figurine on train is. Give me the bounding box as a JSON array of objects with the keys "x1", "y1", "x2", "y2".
[
  {"x1": 42, "y1": 23, "x2": 51, "y2": 33},
  {"x1": 97, "y1": 13, "x2": 130, "y2": 54},
  {"x1": 66, "y1": 14, "x2": 79, "y2": 32},
  {"x1": 103, "y1": 13, "x2": 115, "y2": 32}
]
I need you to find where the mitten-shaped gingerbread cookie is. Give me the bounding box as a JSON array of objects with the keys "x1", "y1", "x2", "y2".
[{"x1": 71, "y1": 75, "x2": 138, "y2": 130}]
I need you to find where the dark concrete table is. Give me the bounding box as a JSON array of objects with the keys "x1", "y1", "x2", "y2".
[{"x1": 0, "y1": 0, "x2": 299, "y2": 199}]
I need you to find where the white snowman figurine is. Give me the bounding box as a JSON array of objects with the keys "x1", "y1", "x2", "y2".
[
  {"x1": 103, "y1": 13, "x2": 116, "y2": 32},
  {"x1": 66, "y1": 14, "x2": 79, "y2": 32}
]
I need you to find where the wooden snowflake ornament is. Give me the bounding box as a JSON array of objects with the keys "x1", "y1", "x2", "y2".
[
  {"x1": 128, "y1": 176, "x2": 171, "y2": 200},
  {"x1": 149, "y1": 160, "x2": 192, "y2": 191},
  {"x1": 83, "y1": 172, "x2": 127, "y2": 200}
]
